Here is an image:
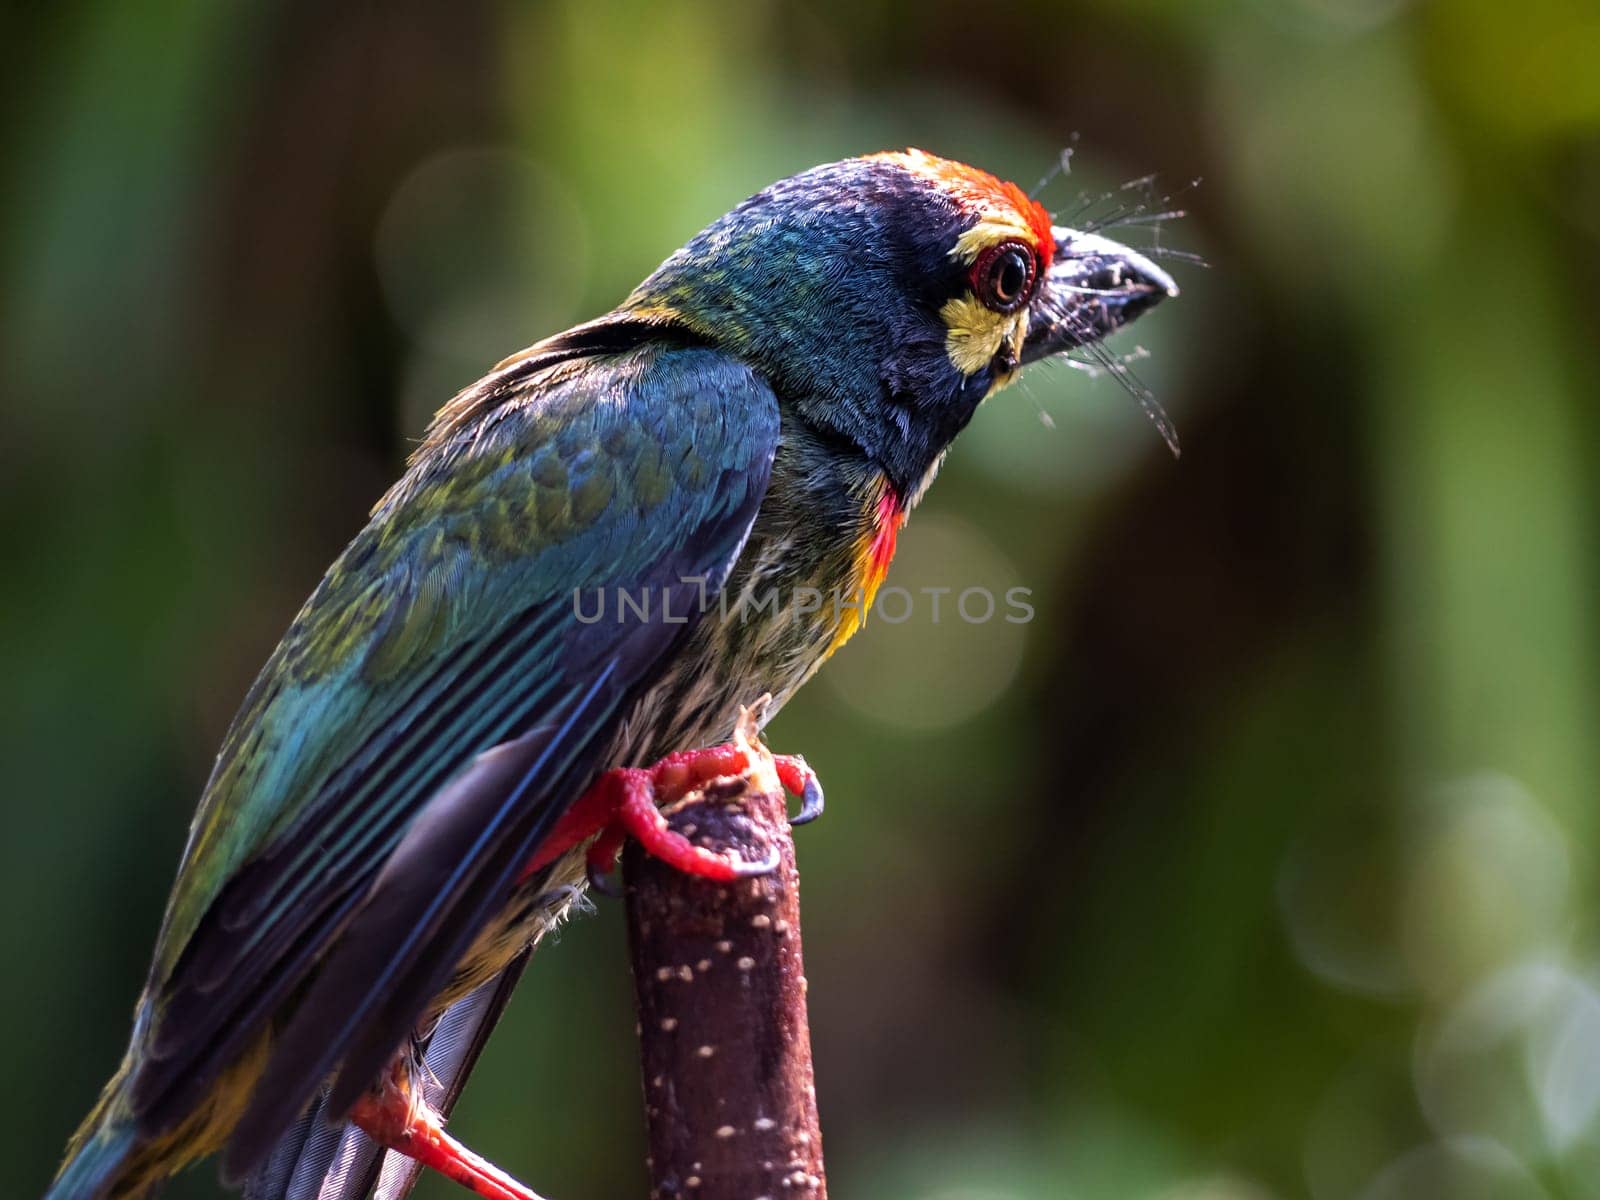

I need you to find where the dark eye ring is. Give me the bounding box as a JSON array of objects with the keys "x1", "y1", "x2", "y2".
[{"x1": 971, "y1": 240, "x2": 1037, "y2": 313}]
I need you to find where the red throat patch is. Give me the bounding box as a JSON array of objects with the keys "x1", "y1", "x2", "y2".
[
  {"x1": 868, "y1": 488, "x2": 904, "y2": 581},
  {"x1": 825, "y1": 483, "x2": 906, "y2": 659},
  {"x1": 872, "y1": 148, "x2": 1055, "y2": 260}
]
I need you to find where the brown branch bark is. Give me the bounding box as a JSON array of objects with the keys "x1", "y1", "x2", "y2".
[{"x1": 622, "y1": 739, "x2": 827, "y2": 1200}]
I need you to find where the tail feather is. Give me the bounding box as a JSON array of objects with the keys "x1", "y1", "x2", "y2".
[
  {"x1": 244, "y1": 951, "x2": 530, "y2": 1200},
  {"x1": 243, "y1": 1096, "x2": 382, "y2": 1200},
  {"x1": 372, "y1": 950, "x2": 531, "y2": 1200}
]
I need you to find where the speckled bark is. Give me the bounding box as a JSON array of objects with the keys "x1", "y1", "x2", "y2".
[{"x1": 623, "y1": 766, "x2": 826, "y2": 1200}]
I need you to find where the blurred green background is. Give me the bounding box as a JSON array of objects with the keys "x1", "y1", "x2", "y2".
[{"x1": 5, "y1": 0, "x2": 1599, "y2": 1197}]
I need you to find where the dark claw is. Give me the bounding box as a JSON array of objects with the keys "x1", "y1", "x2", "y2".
[
  {"x1": 789, "y1": 773, "x2": 825, "y2": 827},
  {"x1": 730, "y1": 843, "x2": 782, "y2": 877},
  {"x1": 586, "y1": 858, "x2": 623, "y2": 898}
]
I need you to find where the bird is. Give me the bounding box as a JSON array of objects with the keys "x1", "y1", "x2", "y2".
[{"x1": 46, "y1": 149, "x2": 1178, "y2": 1200}]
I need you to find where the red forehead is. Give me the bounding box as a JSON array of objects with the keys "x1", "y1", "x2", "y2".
[{"x1": 872, "y1": 148, "x2": 1055, "y2": 256}]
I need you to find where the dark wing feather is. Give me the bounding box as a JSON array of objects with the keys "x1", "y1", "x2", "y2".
[{"x1": 124, "y1": 342, "x2": 778, "y2": 1177}]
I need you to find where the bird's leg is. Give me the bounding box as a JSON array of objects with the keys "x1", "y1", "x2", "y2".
[
  {"x1": 348, "y1": 1062, "x2": 551, "y2": 1200},
  {"x1": 519, "y1": 744, "x2": 823, "y2": 892}
]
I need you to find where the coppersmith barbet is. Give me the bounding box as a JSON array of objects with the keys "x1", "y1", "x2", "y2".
[{"x1": 47, "y1": 150, "x2": 1178, "y2": 1200}]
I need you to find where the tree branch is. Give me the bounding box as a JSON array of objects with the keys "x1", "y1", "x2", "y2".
[{"x1": 623, "y1": 732, "x2": 827, "y2": 1200}]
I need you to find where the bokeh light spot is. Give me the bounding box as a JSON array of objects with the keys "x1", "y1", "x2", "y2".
[
  {"x1": 822, "y1": 516, "x2": 1027, "y2": 732},
  {"x1": 1399, "y1": 774, "x2": 1571, "y2": 998},
  {"x1": 1357, "y1": 1137, "x2": 1545, "y2": 1200},
  {"x1": 376, "y1": 147, "x2": 590, "y2": 362}
]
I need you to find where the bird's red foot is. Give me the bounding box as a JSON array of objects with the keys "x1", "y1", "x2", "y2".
[
  {"x1": 520, "y1": 741, "x2": 822, "y2": 892},
  {"x1": 349, "y1": 1070, "x2": 550, "y2": 1200},
  {"x1": 778, "y1": 753, "x2": 825, "y2": 825}
]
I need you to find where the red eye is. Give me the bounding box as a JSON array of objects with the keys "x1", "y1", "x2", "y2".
[{"x1": 971, "y1": 240, "x2": 1037, "y2": 313}]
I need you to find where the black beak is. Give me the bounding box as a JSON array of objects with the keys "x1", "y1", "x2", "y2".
[{"x1": 1020, "y1": 227, "x2": 1179, "y2": 366}]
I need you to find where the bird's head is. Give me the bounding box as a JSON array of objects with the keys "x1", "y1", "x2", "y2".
[{"x1": 622, "y1": 150, "x2": 1178, "y2": 497}]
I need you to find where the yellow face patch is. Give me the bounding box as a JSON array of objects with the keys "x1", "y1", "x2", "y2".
[{"x1": 939, "y1": 292, "x2": 1027, "y2": 377}]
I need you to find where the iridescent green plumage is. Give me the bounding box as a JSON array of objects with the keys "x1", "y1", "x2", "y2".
[
  {"x1": 156, "y1": 339, "x2": 773, "y2": 985},
  {"x1": 142, "y1": 338, "x2": 778, "y2": 1128}
]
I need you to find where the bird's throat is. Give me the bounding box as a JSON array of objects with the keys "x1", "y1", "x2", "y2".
[
  {"x1": 823, "y1": 480, "x2": 905, "y2": 660},
  {"x1": 867, "y1": 488, "x2": 904, "y2": 583}
]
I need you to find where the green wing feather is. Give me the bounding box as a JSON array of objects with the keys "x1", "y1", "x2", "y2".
[{"x1": 126, "y1": 337, "x2": 779, "y2": 1154}]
